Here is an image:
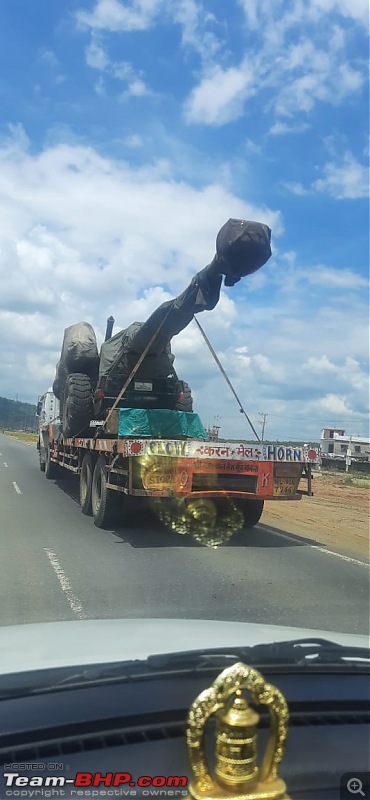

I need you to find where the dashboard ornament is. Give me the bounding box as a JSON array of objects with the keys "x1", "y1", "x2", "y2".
[{"x1": 185, "y1": 662, "x2": 290, "y2": 800}]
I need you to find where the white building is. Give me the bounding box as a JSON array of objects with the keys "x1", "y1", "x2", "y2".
[{"x1": 321, "y1": 428, "x2": 370, "y2": 460}]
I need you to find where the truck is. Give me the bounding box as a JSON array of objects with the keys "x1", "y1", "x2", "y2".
[{"x1": 36, "y1": 219, "x2": 312, "y2": 540}]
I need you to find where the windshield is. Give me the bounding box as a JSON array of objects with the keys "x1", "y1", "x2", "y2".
[{"x1": 0, "y1": 0, "x2": 368, "y2": 666}]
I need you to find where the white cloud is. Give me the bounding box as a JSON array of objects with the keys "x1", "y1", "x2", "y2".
[
  {"x1": 303, "y1": 356, "x2": 369, "y2": 393},
  {"x1": 269, "y1": 121, "x2": 310, "y2": 136},
  {"x1": 304, "y1": 355, "x2": 339, "y2": 374},
  {"x1": 184, "y1": 62, "x2": 255, "y2": 125},
  {"x1": 77, "y1": 0, "x2": 220, "y2": 60},
  {"x1": 245, "y1": 138, "x2": 262, "y2": 154},
  {"x1": 184, "y1": 1, "x2": 366, "y2": 127},
  {"x1": 273, "y1": 42, "x2": 364, "y2": 117},
  {"x1": 314, "y1": 393, "x2": 357, "y2": 416},
  {"x1": 84, "y1": 36, "x2": 151, "y2": 97},
  {"x1": 85, "y1": 37, "x2": 109, "y2": 70},
  {"x1": 310, "y1": 0, "x2": 369, "y2": 27},
  {"x1": 284, "y1": 152, "x2": 369, "y2": 200},
  {"x1": 94, "y1": 75, "x2": 106, "y2": 94},
  {"x1": 40, "y1": 49, "x2": 60, "y2": 69},
  {"x1": 77, "y1": 0, "x2": 163, "y2": 32},
  {"x1": 305, "y1": 265, "x2": 368, "y2": 289},
  {"x1": 172, "y1": 0, "x2": 220, "y2": 60},
  {"x1": 313, "y1": 152, "x2": 369, "y2": 199},
  {"x1": 283, "y1": 181, "x2": 310, "y2": 196},
  {"x1": 77, "y1": 1, "x2": 367, "y2": 129},
  {"x1": 38, "y1": 48, "x2": 65, "y2": 85},
  {"x1": 128, "y1": 78, "x2": 146, "y2": 95},
  {"x1": 252, "y1": 353, "x2": 284, "y2": 382},
  {"x1": 124, "y1": 133, "x2": 144, "y2": 147},
  {"x1": 239, "y1": 0, "x2": 368, "y2": 34}
]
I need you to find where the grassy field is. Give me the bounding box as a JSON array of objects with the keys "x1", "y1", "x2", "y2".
[
  {"x1": 3, "y1": 430, "x2": 38, "y2": 444},
  {"x1": 320, "y1": 468, "x2": 370, "y2": 489}
]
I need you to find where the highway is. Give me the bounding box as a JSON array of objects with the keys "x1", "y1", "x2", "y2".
[{"x1": 0, "y1": 432, "x2": 368, "y2": 634}]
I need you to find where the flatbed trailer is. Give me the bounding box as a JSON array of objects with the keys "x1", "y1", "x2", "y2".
[{"x1": 38, "y1": 422, "x2": 312, "y2": 532}]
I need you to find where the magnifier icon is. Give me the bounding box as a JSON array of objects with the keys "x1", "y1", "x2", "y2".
[{"x1": 347, "y1": 778, "x2": 365, "y2": 797}]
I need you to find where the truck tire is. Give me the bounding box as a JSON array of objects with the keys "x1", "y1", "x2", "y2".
[
  {"x1": 62, "y1": 373, "x2": 93, "y2": 438},
  {"x1": 91, "y1": 455, "x2": 120, "y2": 529},
  {"x1": 80, "y1": 452, "x2": 94, "y2": 515},
  {"x1": 176, "y1": 381, "x2": 193, "y2": 413},
  {"x1": 239, "y1": 499, "x2": 264, "y2": 529},
  {"x1": 45, "y1": 446, "x2": 59, "y2": 480},
  {"x1": 38, "y1": 438, "x2": 46, "y2": 472}
]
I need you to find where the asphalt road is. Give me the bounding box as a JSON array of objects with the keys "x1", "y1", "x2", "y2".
[{"x1": 0, "y1": 433, "x2": 368, "y2": 634}]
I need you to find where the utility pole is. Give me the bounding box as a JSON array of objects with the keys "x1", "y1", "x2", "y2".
[
  {"x1": 345, "y1": 436, "x2": 352, "y2": 473},
  {"x1": 258, "y1": 412, "x2": 268, "y2": 442}
]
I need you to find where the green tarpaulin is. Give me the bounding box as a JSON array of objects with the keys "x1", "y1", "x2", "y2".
[{"x1": 118, "y1": 408, "x2": 207, "y2": 439}]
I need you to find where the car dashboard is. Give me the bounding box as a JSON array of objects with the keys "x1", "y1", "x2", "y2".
[{"x1": 0, "y1": 667, "x2": 369, "y2": 799}]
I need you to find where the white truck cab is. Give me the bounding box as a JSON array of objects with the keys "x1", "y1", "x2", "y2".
[
  {"x1": 36, "y1": 389, "x2": 60, "y2": 473},
  {"x1": 36, "y1": 388, "x2": 60, "y2": 426}
]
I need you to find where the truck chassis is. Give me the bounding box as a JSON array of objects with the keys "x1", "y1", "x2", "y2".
[{"x1": 38, "y1": 424, "x2": 312, "y2": 532}]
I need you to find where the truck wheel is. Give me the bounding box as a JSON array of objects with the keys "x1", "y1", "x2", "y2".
[
  {"x1": 45, "y1": 446, "x2": 59, "y2": 480},
  {"x1": 62, "y1": 373, "x2": 93, "y2": 438},
  {"x1": 91, "y1": 455, "x2": 120, "y2": 529},
  {"x1": 176, "y1": 381, "x2": 193, "y2": 413},
  {"x1": 239, "y1": 499, "x2": 264, "y2": 529},
  {"x1": 80, "y1": 452, "x2": 95, "y2": 515},
  {"x1": 38, "y1": 438, "x2": 46, "y2": 472}
]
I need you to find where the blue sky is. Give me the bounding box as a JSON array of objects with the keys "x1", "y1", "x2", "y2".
[{"x1": 0, "y1": 0, "x2": 368, "y2": 440}]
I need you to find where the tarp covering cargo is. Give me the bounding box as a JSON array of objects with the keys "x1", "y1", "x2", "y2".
[
  {"x1": 53, "y1": 322, "x2": 99, "y2": 400},
  {"x1": 216, "y1": 218, "x2": 272, "y2": 286},
  {"x1": 98, "y1": 262, "x2": 222, "y2": 388},
  {"x1": 99, "y1": 324, "x2": 175, "y2": 382},
  {"x1": 118, "y1": 408, "x2": 207, "y2": 439},
  {"x1": 98, "y1": 219, "x2": 271, "y2": 389}
]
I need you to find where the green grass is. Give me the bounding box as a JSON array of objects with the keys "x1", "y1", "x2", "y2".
[
  {"x1": 4, "y1": 430, "x2": 38, "y2": 444},
  {"x1": 342, "y1": 474, "x2": 370, "y2": 489}
]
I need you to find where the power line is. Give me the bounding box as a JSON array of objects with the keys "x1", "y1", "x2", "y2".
[{"x1": 266, "y1": 413, "x2": 369, "y2": 424}]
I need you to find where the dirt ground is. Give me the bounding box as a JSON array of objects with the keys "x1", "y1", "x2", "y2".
[{"x1": 263, "y1": 471, "x2": 369, "y2": 557}]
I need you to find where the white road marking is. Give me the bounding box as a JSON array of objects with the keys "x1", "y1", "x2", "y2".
[
  {"x1": 259, "y1": 524, "x2": 370, "y2": 568},
  {"x1": 0, "y1": 452, "x2": 2, "y2": 455},
  {"x1": 311, "y1": 545, "x2": 370, "y2": 569},
  {"x1": 12, "y1": 481, "x2": 22, "y2": 495},
  {"x1": 43, "y1": 548, "x2": 86, "y2": 619},
  {"x1": 259, "y1": 525, "x2": 300, "y2": 544},
  {"x1": 3, "y1": 462, "x2": 8, "y2": 468}
]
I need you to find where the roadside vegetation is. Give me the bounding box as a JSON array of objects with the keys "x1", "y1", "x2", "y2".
[
  {"x1": 4, "y1": 430, "x2": 38, "y2": 444},
  {"x1": 341, "y1": 473, "x2": 370, "y2": 489},
  {"x1": 319, "y1": 468, "x2": 370, "y2": 489}
]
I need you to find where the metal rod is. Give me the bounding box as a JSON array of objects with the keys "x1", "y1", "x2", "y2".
[
  {"x1": 105, "y1": 316, "x2": 115, "y2": 341},
  {"x1": 193, "y1": 316, "x2": 261, "y2": 442}
]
